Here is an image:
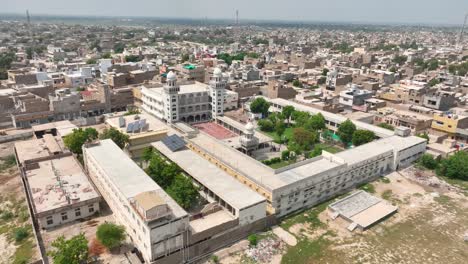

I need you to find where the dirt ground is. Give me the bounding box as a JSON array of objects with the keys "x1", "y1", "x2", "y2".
[
  {"x1": 215, "y1": 166, "x2": 468, "y2": 264},
  {"x1": 282, "y1": 167, "x2": 468, "y2": 264},
  {"x1": 0, "y1": 141, "x2": 41, "y2": 264}
]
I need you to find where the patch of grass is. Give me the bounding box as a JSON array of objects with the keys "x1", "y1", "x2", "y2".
[
  {"x1": 0, "y1": 155, "x2": 17, "y2": 171},
  {"x1": 0, "y1": 210, "x2": 14, "y2": 221},
  {"x1": 268, "y1": 160, "x2": 294, "y2": 169},
  {"x1": 280, "y1": 200, "x2": 330, "y2": 231},
  {"x1": 439, "y1": 176, "x2": 468, "y2": 191},
  {"x1": 358, "y1": 183, "x2": 376, "y2": 194},
  {"x1": 281, "y1": 235, "x2": 331, "y2": 264},
  {"x1": 381, "y1": 189, "x2": 393, "y2": 200},
  {"x1": 380, "y1": 177, "x2": 391, "y2": 184},
  {"x1": 314, "y1": 143, "x2": 343, "y2": 154},
  {"x1": 12, "y1": 239, "x2": 34, "y2": 264},
  {"x1": 434, "y1": 194, "x2": 451, "y2": 205}
]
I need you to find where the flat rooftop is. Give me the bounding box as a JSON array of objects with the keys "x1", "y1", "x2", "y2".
[
  {"x1": 15, "y1": 137, "x2": 66, "y2": 164},
  {"x1": 25, "y1": 155, "x2": 99, "y2": 215},
  {"x1": 275, "y1": 157, "x2": 344, "y2": 186},
  {"x1": 189, "y1": 132, "x2": 279, "y2": 190},
  {"x1": 84, "y1": 139, "x2": 187, "y2": 219},
  {"x1": 335, "y1": 135, "x2": 426, "y2": 166},
  {"x1": 189, "y1": 210, "x2": 235, "y2": 234},
  {"x1": 178, "y1": 82, "x2": 208, "y2": 94},
  {"x1": 106, "y1": 112, "x2": 168, "y2": 135},
  {"x1": 329, "y1": 191, "x2": 397, "y2": 229},
  {"x1": 153, "y1": 140, "x2": 266, "y2": 210}
]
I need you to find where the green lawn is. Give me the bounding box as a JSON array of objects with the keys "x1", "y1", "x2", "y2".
[
  {"x1": 314, "y1": 143, "x2": 343, "y2": 154},
  {"x1": 268, "y1": 160, "x2": 294, "y2": 169},
  {"x1": 261, "y1": 127, "x2": 295, "y2": 143}
]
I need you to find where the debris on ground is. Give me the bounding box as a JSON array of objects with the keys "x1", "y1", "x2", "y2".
[{"x1": 244, "y1": 238, "x2": 284, "y2": 263}]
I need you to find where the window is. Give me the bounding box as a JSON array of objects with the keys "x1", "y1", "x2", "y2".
[
  {"x1": 61, "y1": 212, "x2": 68, "y2": 221},
  {"x1": 75, "y1": 208, "x2": 81, "y2": 217},
  {"x1": 46, "y1": 216, "x2": 53, "y2": 225},
  {"x1": 88, "y1": 205, "x2": 95, "y2": 213}
]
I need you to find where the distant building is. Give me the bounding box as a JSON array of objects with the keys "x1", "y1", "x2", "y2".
[
  {"x1": 142, "y1": 68, "x2": 226, "y2": 123},
  {"x1": 423, "y1": 90, "x2": 456, "y2": 111}
]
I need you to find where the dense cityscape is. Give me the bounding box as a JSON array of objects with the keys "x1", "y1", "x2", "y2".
[{"x1": 0, "y1": 6, "x2": 467, "y2": 264}]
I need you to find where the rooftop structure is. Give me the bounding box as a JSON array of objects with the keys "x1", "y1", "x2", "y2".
[
  {"x1": 328, "y1": 191, "x2": 398, "y2": 231},
  {"x1": 15, "y1": 136, "x2": 100, "y2": 229}
]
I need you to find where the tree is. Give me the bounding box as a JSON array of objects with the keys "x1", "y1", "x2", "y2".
[
  {"x1": 416, "y1": 132, "x2": 430, "y2": 142},
  {"x1": 257, "y1": 119, "x2": 274, "y2": 132},
  {"x1": 142, "y1": 146, "x2": 154, "y2": 162},
  {"x1": 86, "y1": 58, "x2": 97, "y2": 64},
  {"x1": 322, "y1": 68, "x2": 329, "y2": 76},
  {"x1": 291, "y1": 111, "x2": 311, "y2": 127},
  {"x1": 393, "y1": 55, "x2": 407, "y2": 65},
  {"x1": 113, "y1": 43, "x2": 125, "y2": 53},
  {"x1": 275, "y1": 121, "x2": 286, "y2": 142},
  {"x1": 181, "y1": 54, "x2": 190, "y2": 62},
  {"x1": 146, "y1": 154, "x2": 179, "y2": 188},
  {"x1": 389, "y1": 66, "x2": 397, "y2": 73},
  {"x1": 48, "y1": 233, "x2": 89, "y2": 264},
  {"x1": 291, "y1": 127, "x2": 318, "y2": 151},
  {"x1": 250, "y1": 98, "x2": 270, "y2": 117},
  {"x1": 305, "y1": 113, "x2": 326, "y2": 131},
  {"x1": 89, "y1": 238, "x2": 106, "y2": 257},
  {"x1": 419, "y1": 154, "x2": 438, "y2": 170},
  {"x1": 166, "y1": 174, "x2": 199, "y2": 209},
  {"x1": 428, "y1": 78, "x2": 440, "y2": 87},
  {"x1": 99, "y1": 127, "x2": 130, "y2": 149},
  {"x1": 292, "y1": 80, "x2": 303, "y2": 88},
  {"x1": 309, "y1": 145, "x2": 323, "y2": 158},
  {"x1": 281, "y1": 106, "x2": 295, "y2": 124},
  {"x1": 337, "y1": 119, "x2": 356, "y2": 147},
  {"x1": 64, "y1": 128, "x2": 98, "y2": 154},
  {"x1": 378, "y1": 123, "x2": 394, "y2": 131},
  {"x1": 437, "y1": 151, "x2": 468, "y2": 181},
  {"x1": 101, "y1": 53, "x2": 112, "y2": 59},
  {"x1": 352, "y1": 129, "x2": 375, "y2": 146},
  {"x1": 96, "y1": 223, "x2": 125, "y2": 250},
  {"x1": 125, "y1": 55, "x2": 140, "y2": 62}
]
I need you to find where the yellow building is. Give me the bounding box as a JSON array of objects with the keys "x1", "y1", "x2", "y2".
[{"x1": 432, "y1": 113, "x2": 468, "y2": 135}]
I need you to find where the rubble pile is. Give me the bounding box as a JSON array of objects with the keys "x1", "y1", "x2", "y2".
[{"x1": 245, "y1": 238, "x2": 284, "y2": 263}]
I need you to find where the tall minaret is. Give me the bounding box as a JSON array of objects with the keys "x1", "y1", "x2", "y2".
[
  {"x1": 163, "y1": 71, "x2": 180, "y2": 123},
  {"x1": 209, "y1": 67, "x2": 226, "y2": 118}
]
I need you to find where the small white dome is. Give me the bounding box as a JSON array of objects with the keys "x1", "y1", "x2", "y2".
[
  {"x1": 213, "y1": 67, "x2": 222, "y2": 77},
  {"x1": 167, "y1": 71, "x2": 176, "y2": 81},
  {"x1": 245, "y1": 121, "x2": 254, "y2": 132}
]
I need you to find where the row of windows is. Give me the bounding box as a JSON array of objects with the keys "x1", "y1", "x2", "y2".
[{"x1": 46, "y1": 205, "x2": 95, "y2": 226}]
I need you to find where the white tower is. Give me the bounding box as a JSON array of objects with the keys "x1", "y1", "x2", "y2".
[
  {"x1": 209, "y1": 68, "x2": 226, "y2": 118},
  {"x1": 163, "y1": 71, "x2": 180, "y2": 123},
  {"x1": 240, "y1": 120, "x2": 259, "y2": 154}
]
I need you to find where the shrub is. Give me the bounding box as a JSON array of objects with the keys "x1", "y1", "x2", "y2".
[
  {"x1": 96, "y1": 223, "x2": 126, "y2": 249},
  {"x1": 419, "y1": 154, "x2": 438, "y2": 170},
  {"x1": 281, "y1": 150, "x2": 290, "y2": 161},
  {"x1": 248, "y1": 234, "x2": 258, "y2": 247},
  {"x1": 13, "y1": 227, "x2": 29, "y2": 242}
]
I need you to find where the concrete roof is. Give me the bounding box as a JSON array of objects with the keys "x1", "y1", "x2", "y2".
[
  {"x1": 189, "y1": 133, "x2": 279, "y2": 190},
  {"x1": 25, "y1": 155, "x2": 99, "y2": 214},
  {"x1": 153, "y1": 140, "x2": 266, "y2": 210},
  {"x1": 275, "y1": 157, "x2": 344, "y2": 186},
  {"x1": 84, "y1": 139, "x2": 187, "y2": 219},
  {"x1": 178, "y1": 82, "x2": 209, "y2": 94},
  {"x1": 134, "y1": 191, "x2": 166, "y2": 210},
  {"x1": 335, "y1": 135, "x2": 426, "y2": 166},
  {"x1": 15, "y1": 137, "x2": 65, "y2": 164}
]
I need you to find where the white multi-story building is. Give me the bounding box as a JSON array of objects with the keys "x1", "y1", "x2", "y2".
[
  {"x1": 141, "y1": 68, "x2": 226, "y2": 124},
  {"x1": 83, "y1": 140, "x2": 189, "y2": 263}
]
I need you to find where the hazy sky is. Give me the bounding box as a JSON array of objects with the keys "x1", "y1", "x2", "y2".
[{"x1": 2, "y1": 0, "x2": 468, "y2": 25}]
